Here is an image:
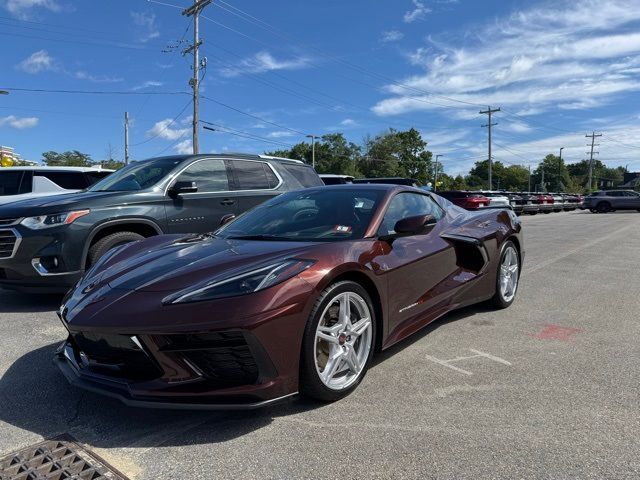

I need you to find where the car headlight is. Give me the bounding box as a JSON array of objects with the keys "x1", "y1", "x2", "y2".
[
  {"x1": 21, "y1": 210, "x2": 90, "y2": 230},
  {"x1": 164, "y1": 258, "x2": 315, "y2": 304}
]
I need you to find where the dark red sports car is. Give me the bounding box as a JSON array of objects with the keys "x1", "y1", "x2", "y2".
[{"x1": 55, "y1": 185, "x2": 523, "y2": 409}]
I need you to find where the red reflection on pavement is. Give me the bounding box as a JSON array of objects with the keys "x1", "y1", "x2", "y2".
[{"x1": 528, "y1": 324, "x2": 584, "y2": 341}]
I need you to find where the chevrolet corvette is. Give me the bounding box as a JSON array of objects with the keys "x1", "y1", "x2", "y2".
[{"x1": 55, "y1": 185, "x2": 523, "y2": 408}]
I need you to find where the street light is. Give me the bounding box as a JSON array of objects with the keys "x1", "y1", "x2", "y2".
[
  {"x1": 558, "y1": 147, "x2": 564, "y2": 191},
  {"x1": 306, "y1": 134, "x2": 318, "y2": 169},
  {"x1": 434, "y1": 154, "x2": 444, "y2": 192}
]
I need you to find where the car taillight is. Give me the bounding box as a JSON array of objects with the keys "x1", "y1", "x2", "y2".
[{"x1": 465, "y1": 197, "x2": 489, "y2": 209}]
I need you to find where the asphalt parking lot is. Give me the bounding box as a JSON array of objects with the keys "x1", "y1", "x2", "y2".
[{"x1": 1, "y1": 210, "x2": 639, "y2": 479}]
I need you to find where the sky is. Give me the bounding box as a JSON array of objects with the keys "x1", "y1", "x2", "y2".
[{"x1": 1, "y1": 0, "x2": 640, "y2": 175}]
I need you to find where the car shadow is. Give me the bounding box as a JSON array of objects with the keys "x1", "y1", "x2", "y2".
[
  {"x1": 0, "y1": 304, "x2": 490, "y2": 450},
  {"x1": 0, "y1": 290, "x2": 62, "y2": 313}
]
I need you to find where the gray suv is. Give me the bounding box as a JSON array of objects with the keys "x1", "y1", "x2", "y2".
[
  {"x1": 583, "y1": 190, "x2": 640, "y2": 213},
  {"x1": 0, "y1": 154, "x2": 322, "y2": 292}
]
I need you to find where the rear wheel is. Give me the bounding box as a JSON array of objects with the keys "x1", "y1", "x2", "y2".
[
  {"x1": 300, "y1": 281, "x2": 375, "y2": 402},
  {"x1": 87, "y1": 231, "x2": 144, "y2": 267},
  {"x1": 596, "y1": 202, "x2": 611, "y2": 213},
  {"x1": 489, "y1": 241, "x2": 520, "y2": 309}
]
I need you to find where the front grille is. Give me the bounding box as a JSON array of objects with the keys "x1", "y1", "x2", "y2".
[
  {"x1": 0, "y1": 229, "x2": 17, "y2": 259},
  {"x1": 0, "y1": 218, "x2": 18, "y2": 226},
  {"x1": 160, "y1": 331, "x2": 259, "y2": 387},
  {"x1": 69, "y1": 332, "x2": 163, "y2": 381}
]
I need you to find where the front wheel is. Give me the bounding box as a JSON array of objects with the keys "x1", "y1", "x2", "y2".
[
  {"x1": 300, "y1": 281, "x2": 376, "y2": 402},
  {"x1": 489, "y1": 241, "x2": 520, "y2": 309},
  {"x1": 596, "y1": 202, "x2": 611, "y2": 213},
  {"x1": 87, "y1": 231, "x2": 144, "y2": 267}
]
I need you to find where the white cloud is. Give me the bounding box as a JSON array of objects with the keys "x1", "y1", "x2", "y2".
[
  {"x1": 132, "y1": 80, "x2": 164, "y2": 91},
  {"x1": 403, "y1": 0, "x2": 430, "y2": 23},
  {"x1": 0, "y1": 115, "x2": 39, "y2": 129},
  {"x1": 267, "y1": 130, "x2": 295, "y2": 138},
  {"x1": 147, "y1": 119, "x2": 189, "y2": 141},
  {"x1": 17, "y1": 50, "x2": 56, "y2": 73},
  {"x1": 75, "y1": 71, "x2": 123, "y2": 83},
  {"x1": 3, "y1": 0, "x2": 61, "y2": 18},
  {"x1": 373, "y1": 0, "x2": 640, "y2": 117},
  {"x1": 220, "y1": 51, "x2": 310, "y2": 77},
  {"x1": 340, "y1": 118, "x2": 357, "y2": 126},
  {"x1": 381, "y1": 30, "x2": 404, "y2": 43},
  {"x1": 175, "y1": 139, "x2": 193, "y2": 154},
  {"x1": 131, "y1": 11, "x2": 160, "y2": 42}
]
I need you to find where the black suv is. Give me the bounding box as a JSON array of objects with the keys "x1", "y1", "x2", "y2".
[{"x1": 0, "y1": 154, "x2": 322, "y2": 292}]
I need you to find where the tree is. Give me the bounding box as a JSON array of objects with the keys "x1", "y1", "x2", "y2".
[
  {"x1": 361, "y1": 128, "x2": 432, "y2": 184},
  {"x1": 531, "y1": 154, "x2": 572, "y2": 192},
  {"x1": 42, "y1": 150, "x2": 93, "y2": 167}
]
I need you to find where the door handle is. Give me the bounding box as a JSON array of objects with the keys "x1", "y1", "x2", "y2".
[{"x1": 220, "y1": 199, "x2": 235, "y2": 206}]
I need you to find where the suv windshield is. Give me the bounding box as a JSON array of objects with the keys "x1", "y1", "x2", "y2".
[
  {"x1": 218, "y1": 188, "x2": 384, "y2": 241},
  {"x1": 88, "y1": 158, "x2": 183, "y2": 192}
]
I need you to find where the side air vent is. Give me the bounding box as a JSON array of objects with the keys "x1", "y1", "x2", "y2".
[{"x1": 441, "y1": 234, "x2": 489, "y2": 273}]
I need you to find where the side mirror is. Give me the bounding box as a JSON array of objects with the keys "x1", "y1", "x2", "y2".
[
  {"x1": 220, "y1": 214, "x2": 236, "y2": 226},
  {"x1": 169, "y1": 181, "x2": 198, "y2": 197},
  {"x1": 380, "y1": 214, "x2": 437, "y2": 243}
]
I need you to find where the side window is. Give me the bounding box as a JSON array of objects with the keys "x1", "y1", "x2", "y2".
[
  {"x1": 36, "y1": 171, "x2": 89, "y2": 189},
  {"x1": 231, "y1": 160, "x2": 274, "y2": 190},
  {"x1": 175, "y1": 159, "x2": 229, "y2": 193},
  {"x1": 85, "y1": 171, "x2": 112, "y2": 186},
  {"x1": 378, "y1": 192, "x2": 444, "y2": 236},
  {"x1": 282, "y1": 163, "x2": 323, "y2": 187},
  {"x1": 0, "y1": 171, "x2": 28, "y2": 196}
]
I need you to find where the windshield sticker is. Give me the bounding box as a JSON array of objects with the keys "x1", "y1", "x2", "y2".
[{"x1": 334, "y1": 225, "x2": 352, "y2": 233}]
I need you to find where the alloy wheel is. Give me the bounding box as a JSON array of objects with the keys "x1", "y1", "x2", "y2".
[
  {"x1": 314, "y1": 291, "x2": 373, "y2": 391},
  {"x1": 499, "y1": 246, "x2": 519, "y2": 303}
]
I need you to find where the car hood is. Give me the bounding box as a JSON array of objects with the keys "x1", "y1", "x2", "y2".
[
  {"x1": 0, "y1": 190, "x2": 140, "y2": 217},
  {"x1": 76, "y1": 234, "x2": 320, "y2": 295}
]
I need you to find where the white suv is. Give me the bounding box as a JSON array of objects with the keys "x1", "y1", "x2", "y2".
[{"x1": 0, "y1": 166, "x2": 113, "y2": 205}]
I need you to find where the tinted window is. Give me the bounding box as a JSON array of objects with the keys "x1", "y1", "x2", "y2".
[
  {"x1": 378, "y1": 192, "x2": 444, "y2": 236},
  {"x1": 89, "y1": 158, "x2": 182, "y2": 192},
  {"x1": 232, "y1": 160, "x2": 273, "y2": 190},
  {"x1": 282, "y1": 163, "x2": 323, "y2": 187},
  {"x1": 36, "y1": 171, "x2": 88, "y2": 190},
  {"x1": 176, "y1": 159, "x2": 229, "y2": 192},
  {"x1": 85, "y1": 171, "x2": 112, "y2": 186},
  {"x1": 218, "y1": 188, "x2": 384, "y2": 241},
  {"x1": 0, "y1": 170, "x2": 30, "y2": 196}
]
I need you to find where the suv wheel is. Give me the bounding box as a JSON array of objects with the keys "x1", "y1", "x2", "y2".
[
  {"x1": 87, "y1": 231, "x2": 144, "y2": 267},
  {"x1": 596, "y1": 202, "x2": 611, "y2": 213},
  {"x1": 300, "y1": 281, "x2": 376, "y2": 402}
]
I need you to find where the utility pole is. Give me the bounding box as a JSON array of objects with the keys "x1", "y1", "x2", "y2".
[
  {"x1": 182, "y1": 0, "x2": 212, "y2": 155},
  {"x1": 434, "y1": 154, "x2": 443, "y2": 192},
  {"x1": 541, "y1": 164, "x2": 545, "y2": 192},
  {"x1": 124, "y1": 111, "x2": 129, "y2": 165},
  {"x1": 480, "y1": 106, "x2": 500, "y2": 190},
  {"x1": 558, "y1": 147, "x2": 564, "y2": 191},
  {"x1": 306, "y1": 134, "x2": 318, "y2": 169},
  {"x1": 586, "y1": 132, "x2": 602, "y2": 190},
  {"x1": 528, "y1": 165, "x2": 531, "y2": 192}
]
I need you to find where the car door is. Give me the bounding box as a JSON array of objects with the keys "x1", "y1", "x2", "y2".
[
  {"x1": 374, "y1": 192, "x2": 459, "y2": 337},
  {"x1": 227, "y1": 159, "x2": 282, "y2": 214},
  {"x1": 164, "y1": 158, "x2": 236, "y2": 234},
  {"x1": 622, "y1": 191, "x2": 640, "y2": 209}
]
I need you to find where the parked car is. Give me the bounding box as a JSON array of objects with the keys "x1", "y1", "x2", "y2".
[
  {"x1": 55, "y1": 184, "x2": 523, "y2": 408},
  {"x1": 352, "y1": 177, "x2": 419, "y2": 187},
  {"x1": 473, "y1": 191, "x2": 511, "y2": 208},
  {"x1": 320, "y1": 174, "x2": 354, "y2": 185},
  {"x1": 505, "y1": 192, "x2": 524, "y2": 216},
  {"x1": 0, "y1": 154, "x2": 323, "y2": 292},
  {"x1": 562, "y1": 194, "x2": 579, "y2": 211},
  {"x1": 550, "y1": 194, "x2": 565, "y2": 212},
  {"x1": 436, "y1": 191, "x2": 490, "y2": 210},
  {"x1": 0, "y1": 166, "x2": 113, "y2": 205},
  {"x1": 532, "y1": 193, "x2": 554, "y2": 213},
  {"x1": 583, "y1": 190, "x2": 640, "y2": 213},
  {"x1": 516, "y1": 192, "x2": 540, "y2": 215}
]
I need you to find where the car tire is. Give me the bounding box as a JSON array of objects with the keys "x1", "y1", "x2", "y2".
[
  {"x1": 596, "y1": 202, "x2": 611, "y2": 213},
  {"x1": 87, "y1": 231, "x2": 144, "y2": 267},
  {"x1": 489, "y1": 240, "x2": 520, "y2": 309},
  {"x1": 299, "y1": 280, "x2": 376, "y2": 402}
]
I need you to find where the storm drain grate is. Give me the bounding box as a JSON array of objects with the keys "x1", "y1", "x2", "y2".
[{"x1": 0, "y1": 436, "x2": 128, "y2": 480}]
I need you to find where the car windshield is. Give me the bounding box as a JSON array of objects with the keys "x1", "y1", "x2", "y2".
[
  {"x1": 88, "y1": 158, "x2": 183, "y2": 192},
  {"x1": 218, "y1": 188, "x2": 384, "y2": 241}
]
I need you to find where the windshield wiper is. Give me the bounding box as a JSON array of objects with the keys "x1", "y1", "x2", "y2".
[{"x1": 227, "y1": 234, "x2": 291, "y2": 241}]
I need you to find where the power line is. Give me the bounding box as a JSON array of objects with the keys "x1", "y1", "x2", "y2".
[
  {"x1": 202, "y1": 122, "x2": 295, "y2": 148},
  {"x1": 200, "y1": 94, "x2": 307, "y2": 135},
  {"x1": 131, "y1": 99, "x2": 192, "y2": 146},
  {"x1": 0, "y1": 87, "x2": 189, "y2": 96}
]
